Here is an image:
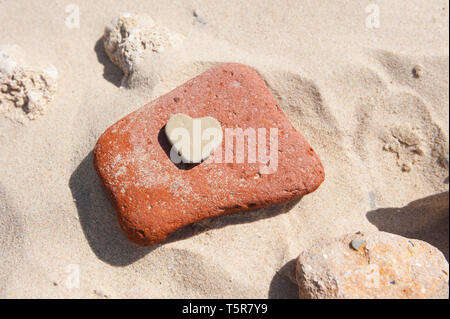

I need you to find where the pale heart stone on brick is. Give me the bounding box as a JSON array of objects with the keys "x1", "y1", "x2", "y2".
[
  {"x1": 295, "y1": 231, "x2": 449, "y2": 299},
  {"x1": 165, "y1": 113, "x2": 223, "y2": 163}
]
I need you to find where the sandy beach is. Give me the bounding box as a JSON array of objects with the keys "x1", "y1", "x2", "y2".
[{"x1": 0, "y1": 0, "x2": 448, "y2": 298}]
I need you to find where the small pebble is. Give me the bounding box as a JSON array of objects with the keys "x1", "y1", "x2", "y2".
[
  {"x1": 350, "y1": 238, "x2": 366, "y2": 250},
  {"x1": 193, "y1": 9, "x2": 207, "y2": 26},
  {"x1": 401, "y1": 163, "x2": 411, "y2": 172},
  {"x1": 412, "y1": 65, "x2": 424, "y2": 78}
]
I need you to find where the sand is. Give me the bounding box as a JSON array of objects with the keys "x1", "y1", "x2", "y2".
[{"x1": 0, "y1": 0, "x2": 448, "y2": 298}]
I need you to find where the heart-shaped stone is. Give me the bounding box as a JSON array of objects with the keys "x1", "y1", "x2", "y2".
[{"x1": 165, "y1": 113, "x2": 223, "y2": 163}]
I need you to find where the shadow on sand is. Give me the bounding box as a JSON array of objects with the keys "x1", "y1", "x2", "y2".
[
  {"x1": 267, "y1": 258, "x2": 299, "y2": 299},
  {"x1": 94, "y1": 37, "x2": 123, "y2": 88},
  {"x1": 366, "y1": 191, "x2": 449, "y2": 260},
  {"x1": 69, "y1": 151, "x2": 302, "y2": 266},
  {"x1": 69, "y1": 151, "x2": 155, "y2": 266}
]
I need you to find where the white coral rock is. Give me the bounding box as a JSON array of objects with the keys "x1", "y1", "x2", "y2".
[
  {"x1": 0, "y1": 45, "x2": 58, "y2": 124},
  {"x1": 103, "y1": 13, "x2": 182, "y2": 87}
]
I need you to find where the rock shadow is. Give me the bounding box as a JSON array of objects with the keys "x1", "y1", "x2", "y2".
[
  {"x1": 366, "y1": 191, "x2": 449, "y2": 260},
  {"x1": 164, "y1": 198, "x2": 301, "y2": 245},
  {"x1": 69, "y1": 151, "x2": 156, "y2": 266},
  {"x1": 268, "y1": 258, "x2": 299, "y2": 299},
  {"x1": 94, "y1": 37, "x2": 123, "y2": 88}
]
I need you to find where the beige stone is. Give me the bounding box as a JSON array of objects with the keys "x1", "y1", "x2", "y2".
[{"x1": 296, "y1": 231, "x2": 449, "y2": 299}]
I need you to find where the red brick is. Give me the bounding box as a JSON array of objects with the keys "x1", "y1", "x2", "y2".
[{"x1": 93, "y1": 63, "x2": 325, "y2": 246}]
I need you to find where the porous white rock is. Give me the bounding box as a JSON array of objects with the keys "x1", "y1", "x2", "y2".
[
  {"x1": 103, "y1": 13, "x2": 182, "y2": 87},
  {"x1": 0, "y1": 45, "x2": 58, "y2": 124}
]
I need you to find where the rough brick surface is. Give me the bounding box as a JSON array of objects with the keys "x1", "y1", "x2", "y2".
[{"x1": 93, "y1": 63, "x2": 324, "y2": 246}]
